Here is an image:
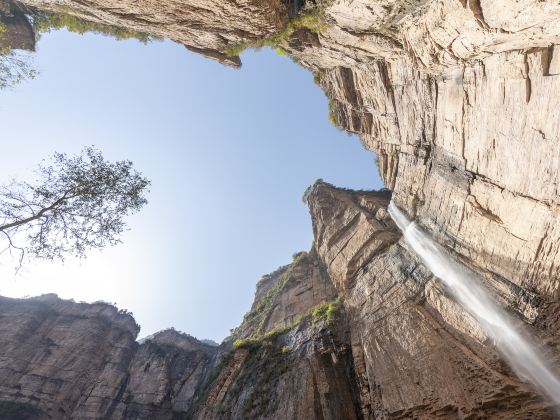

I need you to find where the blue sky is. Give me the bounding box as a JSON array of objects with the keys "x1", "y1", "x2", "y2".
[{"x1": 0, "y1": 28, "x2": 382, "y2": 342}]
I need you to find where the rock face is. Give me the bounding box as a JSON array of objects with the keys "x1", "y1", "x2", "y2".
[
  {"x1": 14, "y1": 0, "x2": 287, "y2": 67},
  {"x1": 1, "y1": 182, "x2": 559, "y2": 418},
  {"x1": 0, "y1": 294, "x2": 216, "y2": 419},
  {"x1": 2, "y1": 0, "x2": 560, "y2": 418},
  {"x1": 308, "y1": 182, "x2": 557, "y2": 418},
  {"x1": 0, "y1": 1, "x2": 35, "y2": 51}
]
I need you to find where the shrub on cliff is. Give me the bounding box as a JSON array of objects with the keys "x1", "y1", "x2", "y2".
[
  {"x1": 222, "y1": 3, "x2": 330, "y2": 58},
  {"x1": 310, "y1": 298, "x2": 341, "y2": 326}
]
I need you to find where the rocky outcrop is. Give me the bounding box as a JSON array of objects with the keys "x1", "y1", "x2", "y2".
[
  {"x1": 233, "y1": 248, "x2": 337, "y2": 339},
  {"x1": 316, "y1": 49, "x2": 560, "y2": 305},
  {"x1": 0, "y1": 294, "x2": 216, "y2": 419},
  {"x1": 190, "y1": 247, "x2": 359, "y2": 419},
  {"x1": 194, "y1": 319, "x2": 360, "y2": 420},
  {"x1": 1, "y1": 182, "x2": 560, "y2": 418},
  {"x1": 15, "y1": 0, "x2": 287, "y2": 66},
  {"x1": 0, "y1": 1, "x2": 35, "y2": 51},
  {"x1": 2, "y1": 0, "x2": 560, "y2": 417},
  {"x1": 308, "y1": 182, "x2": 558, "y2": 418}
]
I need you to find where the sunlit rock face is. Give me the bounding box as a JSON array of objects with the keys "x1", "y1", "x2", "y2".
[
  {"x1": 3, "y1": 0, "x2": 560, "y2": 417},
  {"x1": 307, "y1": 182, "x2": 557, "y2": 418},
  {"x1": 15, "y1": 0, "x2": 288, "y2": 67},
  {"x1": 0, "y1": 184, "x2": 559, "y2": 418},
  {"x1": 317, "y1": 49, "x2": 560, "y2": 304}
]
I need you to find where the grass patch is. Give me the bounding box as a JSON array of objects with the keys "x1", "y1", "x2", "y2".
[
  {"x1": 310, "y1": 297, "x2": 341, "y2": 326},
  {"x1": 233, "y1": 337, "x2": 262, "y2": 349},
  {"x1": 375, "y1": 155, "x2": 382, "y2": 178},
  {"x1": 328, "y1": 98, "x2": 339, "y2": 127}
]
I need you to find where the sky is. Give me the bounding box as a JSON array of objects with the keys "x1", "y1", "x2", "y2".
[{"x1": 0, "y1": 28, "x2": 383, "y2": 342}]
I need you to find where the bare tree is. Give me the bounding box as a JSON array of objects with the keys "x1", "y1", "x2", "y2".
[{"x1": 0, "y1": 147, "x2": 150, "y2": 270}]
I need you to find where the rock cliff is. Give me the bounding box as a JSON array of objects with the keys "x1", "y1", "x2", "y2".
[
  {"x1": 2, "y1": 0, "x2": 560, "y2": 417},
  {"x1": 1, "y1": 183, "x2": 559, "y2": 418},
  {"x1": 0, "y1": 294, "x2": 216, "y2": 419}
]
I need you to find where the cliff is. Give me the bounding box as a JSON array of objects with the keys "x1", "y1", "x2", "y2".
[
  {"x1": 2, "y1": 0, "x2": 560, "y2": 417},
  {"x1": 0, "y1": 294, "x2": 216, "y2": 419},
  {"x1": 1, "y1": 183, "x2": 559, "y2": 419}
]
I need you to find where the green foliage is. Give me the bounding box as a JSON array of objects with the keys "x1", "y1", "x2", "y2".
[
  {"x1": 313, "y1": 71, "x2": 323, "y2": 86},
  {"x1": 301, "y1": 184, "x2": 313, "y2": 204},
  {"x1": 328, "y1": 98, "x2": 339, "y2": 127},
  {"x1": 0, "y1": 50, "x2": 36, "y2": 89},
  {"x1": 375, "y1": 155, "x2": 382, "y2": 177},
  {"x1": 0, "y1": 147, "x2": 150, "y2": 269},
  {"x1": 0, "y1": 401, "x2": 43, "y2": 419},
  {"x1": 222, "y1": 3, "x2": 330, "y2": 58},
  {"x1": 291, "y1": 250, "x2": 308, "y2": 264},
  {"x1": 222, "y1": 42, "x2": 247, "y2": 58},
  {"x1": 274, "y1": 47, "x2": 286, "y2": 56},
  {"x1": 310, "y1": 297, "x2": 341, "y2": 326},
  {"x1": 233, "y1": 337, "x2": 262, "y2": 349},
  {"x1": 231, "y1": 263, "x2": 292, "y2": 338},
  {"x1": 301, "y1": 179, "x2": 324, "y2": 204},
  {"x1": 263, "y1": 314, "x2": 304, "y2": 340},
  {"x1": 32, "y1": 11, "x2": 160, "y2": 44}
]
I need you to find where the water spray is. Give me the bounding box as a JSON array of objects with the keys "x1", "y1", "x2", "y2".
[{"x1": 388, "y1": 202, "x2": 560, "y2": 406}]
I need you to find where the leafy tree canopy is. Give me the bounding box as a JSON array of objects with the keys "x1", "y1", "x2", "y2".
[{"x1": 0, "y1": 147, "x2": 150, "y2": 270}]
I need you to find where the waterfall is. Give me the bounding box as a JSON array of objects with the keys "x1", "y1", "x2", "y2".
[{"x1": 388, "y1": 202, "x2": 560, "y2": 406}]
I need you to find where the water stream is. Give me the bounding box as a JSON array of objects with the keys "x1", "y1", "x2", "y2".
[{"x1": 388, "y1": 202, "x2": 560, "y2": 406}]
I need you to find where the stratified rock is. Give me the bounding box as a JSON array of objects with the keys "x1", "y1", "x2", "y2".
[
  {"x1": 1, "y1": 0, "x2": 560, "y2": 417},
  {"x1": 0, "y1": 2, "x2": 36, "y2": 52},
  {"x1": 308, "y1": 181, "x2": 557, "y2": 418},
  {"x1": 16, "y1": 0, "x2": 288, "y2": 66},
  {"x1": 0, "y1": 295, "x2": 216, "y2": 419}
]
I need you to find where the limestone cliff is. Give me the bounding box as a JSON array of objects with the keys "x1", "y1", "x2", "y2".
[
  {"x1": 2, "y1": 0, "x2": 560, "y2": 417},
  {"x1": 0, "y1": 294, "x2": 216, "y2": 419},
  {"x1": 1, "y1": 182, "x2": 560, "y2": 418}
]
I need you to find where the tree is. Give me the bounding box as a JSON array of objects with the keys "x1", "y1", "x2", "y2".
[
  {"x1": 0, "y1": 49, "x2": 36, "y2": 89},
  {"x1": 0, "y1": 147, "x2": 150, "y2": 270}
]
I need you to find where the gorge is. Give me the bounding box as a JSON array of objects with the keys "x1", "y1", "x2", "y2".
[{"x1": 2, "y1": 0, "x2": 560, "y2": 418}]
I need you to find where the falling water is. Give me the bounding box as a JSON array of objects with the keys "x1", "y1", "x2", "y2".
[{"x1": 388, "y1": 202, "x2": 560, "y2": 406}]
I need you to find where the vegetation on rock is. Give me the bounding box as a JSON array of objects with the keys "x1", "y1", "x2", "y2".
[
  {"x1": 310, "y1": 297, "x2": 341, "y2": 326},
  {"x1": 222, "y1": 3, "x2": 330, "y2": 58},
  {"x1": 32, "y1": 10, "x2": 160, "y2": 43}
]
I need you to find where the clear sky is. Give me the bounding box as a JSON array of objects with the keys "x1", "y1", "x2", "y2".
[{"x1": 0, "y1": 28, "x2": 383, "y2": 342}]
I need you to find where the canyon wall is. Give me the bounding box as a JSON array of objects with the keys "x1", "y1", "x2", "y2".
[
  {"x1": 2, "y1": 0, "x2": 560, "y2": 418},
  {"x1": 1, "y1": 183, "x2": 558, "y2": 418},
  {"x1": 0, "y1": 294, "x2": 216, "y2": 419}
]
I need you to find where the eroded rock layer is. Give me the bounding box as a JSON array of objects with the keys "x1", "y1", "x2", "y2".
[
  {"x1": 1, "y1": 184, "x2": 559, "y2": 419},
  {"x1": 0, "y1": 294, "x2": 216, "y2": 419},
  {"x1": 2, "y1": 0, "x2": 560, "y2": 418}
]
